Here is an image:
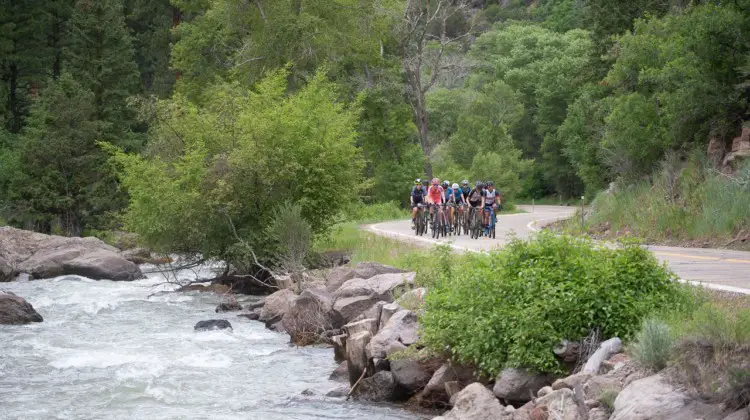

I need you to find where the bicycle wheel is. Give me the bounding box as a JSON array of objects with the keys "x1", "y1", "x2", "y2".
[
  {"x1": 431, "y1": 209, "x2": 438, "y2": 238},
  {"x1": 491, "y1": 210, "x2": 496, "y2": 239}
]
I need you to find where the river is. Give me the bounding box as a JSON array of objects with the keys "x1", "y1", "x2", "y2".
[{"x1": 0, "y1": 267, "x2": 422, "y2": 420}]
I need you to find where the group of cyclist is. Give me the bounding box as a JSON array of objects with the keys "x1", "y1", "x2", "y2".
[{"x1": 409, "y1": 178, "x2": 502, "y2": 237}]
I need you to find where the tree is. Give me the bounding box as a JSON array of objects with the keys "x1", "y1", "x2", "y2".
[
  {"x1": 124, "y1": 0, "x2": 176, "y2": 97},
  {"x1": 3, "y1": 74, "x2": 112, "y2": 235},
  {"x1": 399, "y1": 0, "x2": 473, "y2": 178},
  {"x1": 65, "y1": 0, "x2": 141, "y2": 149},
  {"x1": 110, "y1": 69, "x2": 363, "y2": 265}
]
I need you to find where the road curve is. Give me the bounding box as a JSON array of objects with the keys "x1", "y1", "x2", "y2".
[{"x1": 369, "y1": 205, "x2": 750, "y2": 295}]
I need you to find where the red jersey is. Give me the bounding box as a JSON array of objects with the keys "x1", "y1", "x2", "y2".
[{"x1": 427, "y1": 186, "x2": 444, "y2": 204}]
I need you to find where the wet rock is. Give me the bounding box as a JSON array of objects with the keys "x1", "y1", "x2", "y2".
[
  {"x1": 326, "y1": 386, "x2": 349, "y2": 398},
  {"x1": 611, "y1": 374, "x2": 725, "y2": 420},
  {"x1": 435, "y1": 383, "x2": 508, "y2": 420},
  {"x1": 0, "y1": 226, "x2": 142, "y2": 281},
  {"x1": 329, "y1": 361, "x2": 349, "y2": 382},
  {"x1": 350, "y1": 370, "x2": 396, "y2": 402},
  {"x1": 244, "y1": 299, "x2": 265, "y2": 311},
  {"x1": 237, "y1": 312, "x2": 260, "y2": 321},
  {"x1": 346, "y1": 331, "x2": 373, "y2": 385},
  {"x1": 493, "y1": 368, "x2": 553, "y2": 403},
  {"x1": 194, "y1": 319, "x2": 232, "y2": 331},
  {"x1": 391, "y1": 357, "x2": 439, "y2": 394},
  {"x1": 418, "y1": 363, "x2": 478, "y2": 407},
  {"x1": 333, "y1": 272, "x2": 416, "y2": 302},
  {"x1": 259, "y1": 289, "x2": 296, "y2": 322},
  {"x1": 300, "y1": 389, "x2": 315, "y2": 396},
  {"x1": 0, "y1": 291, "x2": 43, "y2": 324},
  {"x1": 215, "y1": 302, "x2": 242, "y2": 313},
  {"x1": 332, "y1": 295, "x2": 381, "y2": 325},
  {"x1": 366, "y1": 310, "x2": 418, "y2": 360},
  {"x1": 176, "y1": 283, "x2": 231, "y2": 294}
]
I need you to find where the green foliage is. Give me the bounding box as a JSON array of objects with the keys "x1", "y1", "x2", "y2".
[
  {"x1": 340, "y1": 201, "x2": 409, "y2": 224},
  {"x1": 110, "y1": 69, "x2": 362, "y2": 264},
  {"x1": 631, "y1": 319, "x2": 674, "y2": 372},
  {"x1": 597, "y1": 389, "x2": 619, "y2": 411},
  {"x1": 420, "y1": 232, "x2": 683, "y2": 375},
  {"x1": 2, "y1": 74, "x2": 118, "y2": 235},
  {"x1": 266, "y1": 202, "x2": 312, "y2": 272}
]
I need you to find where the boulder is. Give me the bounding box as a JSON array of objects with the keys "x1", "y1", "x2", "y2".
[
  {"x1": 552, "y1": 373, "x2": 593, "y2": 391},
  {"x1": 329, "y1": 361, "x2": 349, "y2": 382},
  {"x1": 194, "y1": 319, "x2": 232, "y2": 331},
  {"x1": 583, "y1": 374, "x2": 622, "y2": 401},
  {"x1": 367, "y1": 309, "x2": 418, "y2": 360},
  {"x1": 0, "y1": 226, "x2": 142, "y2": 281},
  {"x1": 379, "y1": 302, "x2": 402, "y2": 330},
  {"x1": 332, "y1": 295, "x2": 381, "y2": 324},
  {"x1": 724, "y1": 409, "x2": 750, "y2": 420},
  {"x1": 588, "y1": 408, "x2": 610, "y2": 420},
  {"x1": 534, "y1": 388, "x2": 581, "y2": 420},
  {"x1": 418, "y1": 363, "x2": 479, "y2": 407},
  {"x1": 282, "y1": 288, "x2": 342, "y2": 344},
  {"x1": 119, "y1": 247, "x2": 152, "y2": 264},
  {"x1": 0, "y1": 256, "x2": 16, "y2": 282},
  {"x1": 325, "y1": 266, "x2": 355, "y2": 293},
  {"x1": 0, "y1": 291, "x2": 43, "y2": 324},
  {"x1": 537, "y1": 386, "x2": 553, "y2": 398},
  {"x1": 334, "y1": 272, "x2": 416, "y2": 301},
  {"x1": 342, "y1": 318, "x2": 378, "y2": 336},
  {"x1": 325, "y1": 386, "x2": 349, "y2": 398},
  {"x1": 391, "y1": 357, "x2": 440, "y2": 394},
  {"x1": 215, "y1": 302, "x2": 242, "y2": 313},
  {"x1": 244, "y1": 299, "x2": 265, "y2": 311},
  {"x1": 237, "y1": 312, "x2": 260, "y2": 321},
  {"x1": 493, "y1": 368, "x2": 553, "y2": 403},
  {"x1": 436, "y1": 383, "x2": 509, "y2": 420},
  {"x1": 611, "y1": 374, "x2": 725, "y2": 420},
  {"x1": 353, "y1": 300, "x2": 388, "y2": 326},
  {"x1": 350, "y1": 370, "x2": 396, "y2": 402},
  {"x1": 331, "y1": 334, "x2": 347, "y2": 363},
  {"x1": 346, "y1": 331, "x2": 373, "y2": 385},
  {"x1": 352, "y1": 261, "x2": 404, "y2": 280},
  {"x1": 259, "y1": 289, "x2": 296, "y2": 323}
]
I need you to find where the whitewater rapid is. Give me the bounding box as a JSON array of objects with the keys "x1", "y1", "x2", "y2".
[{"x1": 0, "y1": 267, "x2": 421, "y2": 420}]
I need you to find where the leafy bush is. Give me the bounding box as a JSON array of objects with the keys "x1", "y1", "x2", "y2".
[
  {"x1": 420, "y1": 232, "x2": 684, "y2": 376},
  {"x1": 266, "y1": 202, "x2": 311, "y2": 273},
  {"x1": 631, "y1": 319, "x2": 674, "y2": 372}
]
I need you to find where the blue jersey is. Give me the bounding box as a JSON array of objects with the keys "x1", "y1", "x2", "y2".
[
  {"x1": 452, "y1": 188, "x2": 462, "y2": 202},
  {"x1": 443, "y1": 187, "x2": 453, "y2": 203}
]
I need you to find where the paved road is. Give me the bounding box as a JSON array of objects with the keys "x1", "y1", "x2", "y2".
[{"x1": 369, "y1": 205, "x2": 750, "y2": 294}]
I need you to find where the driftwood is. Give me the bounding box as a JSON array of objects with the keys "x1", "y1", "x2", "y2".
[
  {"x1": 346, "y1": 367, "x2": 368, "y2": 401},
  {"x1": 582, "y1": 337, "x2": 622, "y2": 374},
  {"x1": 554, "y1": 340, "x2": 581, "y2": 363}
]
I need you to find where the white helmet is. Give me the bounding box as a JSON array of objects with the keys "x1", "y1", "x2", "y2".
[{"x1": 452, "y1": 183, "x2": 459, "y2": 189}]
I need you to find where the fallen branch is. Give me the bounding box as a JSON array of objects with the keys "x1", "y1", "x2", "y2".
[
  {"x1": 582, "y1": 337, "x2": 622, "y2": 375},
  {"x1": 346, "y1": 367, "x2": 368, "y2": 401}
]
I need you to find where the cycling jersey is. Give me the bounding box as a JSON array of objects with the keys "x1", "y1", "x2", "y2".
[
  {"x1": 411, "y1": 186, "x2": 425, "y2": 205},
  {"x1": 452, "y1": 188, "x2": 463, "y2": 203},
  {"x1": 468, "y1": 188, "x2": 483, "y2": 207},
  {"x1": 428, "y1": 186, "x2": 444, "y2": 204},
  {"x1": 461, "y1": 187, "x2": 472, "y2": 200},
  {"x1": 484, "y1": 189, "x2": 497, "y2": 207},
  {"x1": 443, "y1": 187, "x2": 453, "y2": 203}
]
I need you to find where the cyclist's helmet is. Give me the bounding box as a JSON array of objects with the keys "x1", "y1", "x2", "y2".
[
  {"x1": 431, "y1": 177, "x2": 440, "y2": 186},
  {"x1": 462, "y1": 179, "x2": 469, "y2": 186},
  {"x1": 486, "y1": 181, "x2": 494, "y2": 187},
  {"x1": 441, "y1": 181, "x2": 449, "y2": 188},
  {"x1": 452, "y1": 183, "x2": 459, "y2": 189},
  {"x1": 422, "y1": 180, "x2": 429, "y2": 187},
  {"x1": 415, "y1": 178, "x2": 421, "y2": 185},
  {"x1": 476, "y1": 181, "x2": 484, "y2": 189}
]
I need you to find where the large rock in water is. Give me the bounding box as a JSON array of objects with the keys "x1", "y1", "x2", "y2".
[
  {"x1": 350, "y1": 370, "x2": 397, "y2": 402},
  {"x1": 259, "y1": 289, "x2": 296, "y2": 323},
  {"x1": 0, "y1": 226, "x2": 142, "y2": 281},
  {"x1": 493, "y1": 368, "x2": 553, "y2": 403},
  {"x1": 0, "y1": 256, "x2": 16, "y2": 282},
  {"x1": 282, "y1": 288, "x2": 342, "y2": 343},
  {"x1": 333, "y1": 272, "x2": 416, "y2": 301},
  {"x1": 433, "y1": 383, "x2": 509, "y2": 420},
  {"x1": 194, "y1": 319, "x2": 232, "y2": 331},
  {"x1": 611, "y1": 374, "x2": 725, "y2": 420},
  {"x1": 0, "y1": 291, "x2": 43, "y2": 324}
]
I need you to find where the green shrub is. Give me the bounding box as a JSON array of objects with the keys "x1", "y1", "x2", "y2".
[
  {"x1": 597, "y1": 389, "x2": 619, "y2": 411},
  {"x1": 340, "y1": 201, "x2": 409, "y2": 224},
  {"x1": 420, "y1": 232, "x2": 684, "y2": 376},
  {"x1": 631, "y1": 319, "x2": 674, "y2": 372}
]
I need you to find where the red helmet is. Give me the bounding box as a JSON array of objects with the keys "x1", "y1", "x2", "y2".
[{"x1": 431, "y1": 177, "x2": 440, "y2": 185}]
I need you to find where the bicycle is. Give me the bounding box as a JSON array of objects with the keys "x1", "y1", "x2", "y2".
[
  {"x1": 469, "y1": 206, "x2": 483, "y2": 239},
  {"x1": 484, "y1": 205, "x2": 497, "y2": 239},
  {"x1": 431, "y1": 204, "x2": 446, "y2": 239},
  {"x1": 413, "y1": 204, "x2": 427, "y2": 236},
  {"x1": 453, "y1": 203, "x2": 463, "y2": 236}
]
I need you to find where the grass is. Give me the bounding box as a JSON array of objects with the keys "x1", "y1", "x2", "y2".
[
  {"x1": 630, "y1": 318, "x2": 674, "y2": 372},
  {"x1": 566, "y1": 159, "x2": 750, "y2": 249}
]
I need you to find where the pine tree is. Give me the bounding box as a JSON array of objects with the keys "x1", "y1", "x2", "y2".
[
  {"x1": 5, "y1": 74, "x2": 117, "y2": 235},
  {"x1": 123, "y1": 0, "x2": 176, "y2": 97},
  {"x1": 64, "y1": 0, "x2": 141, "y2": 149}
]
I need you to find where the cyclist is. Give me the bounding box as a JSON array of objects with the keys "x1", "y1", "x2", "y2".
[
  {"x1": 427, "y1": 178, "x2": 445, "y2": 223},
  {"x1": 483, "y1": 181, "x2": 500, "y2": 235},
  {"x1": 442, "y1": 181, "x2": 453, "y2": 232},
  {"x1": 467, "y1": 181, "x2": 484, "y2": 235},
  {"x1": 460, "y1": 180, "x2": 472, "y2": 204},
  {"x1": 410, "y1": 178, "x2": 426, "y2": 228},
  {"x1": 451, "y1": 182, "x2": 464, "y2": 229}
]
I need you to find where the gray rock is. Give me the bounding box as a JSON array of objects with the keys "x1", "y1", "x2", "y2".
[
  {"x1": 537, "y1": 386, "x2": 553, "y2": 398},
  {"x1": 119, "y1": 247, "x2": 152, "y2": 264},
  {"x1": 237, "y1": 312, "x2": 260, "y2": 321},
  {"x1": 724, "y1": 409, "x2": 750, "y2": 420},
  {"x1": 493, "y1": 368, "x2": 553, "y2": 403},
  {"x1": 329, "y1": 361, "x2": 349, "y2": 382},
  {"x1": 342, "y1": 318, "x2": 378, "y2": 336},
  {"x1": 0, "y1": 291, "x2": 43, "y2": 324},
  {"x1": 583, "y1": 374, "x2": 622, "y2": 401},
  {"x1": 350, "y1": 370, "x2": 396, "y2": 402},
  {"x1": 194, "y1": 319, "x2": 232, "y2": 331},
  {"x1": 395, "y1": 287, "x2": 427, "y2": 309},
  {"x1": 535, "y1": 388, "x2": 580, "y2": 420},
  {"x1": 391, "y1": 357, "x2": 438, "y2": 394},
  {"x1": 379, "y1": 302, "x2": 402, "y2": 330},
  {"x1": 215, "y1": 302, "x2": 242, "y2": 312},
  {"x1": 438, "y1": 383, "x2": 508, "y2": 420},
  {"x1": 366, "y1": 310, "x2": 418, "y2": 360},
  {"x1": 325, "y1": 386, "x2": 349, "y2": 398},
  {"x1": 0, "y1": 227, "x2": 142, "y2": 281},
  {"x1": 334, "y1": 272, "x2": 416, "y2": 301},
  {"x1": 611, "y1": 374, "x2": 725, "y2": 420},
  {"x1": 259, "y1": 289, "x2": 296, "y2": 322},
  {"x1": 0, "y1": 256, "x2": 16, "y2": 282},
  {"x1": 325, "y1": 266, "x2": 355, "y2": 293},
  {"x1": 332, "y1": 295, "x2": 381, "y2": 324},
  {"x1": 352, "y1": 262, "x2": 404, "y2": 280},
  {"x1": 282, "y1": 288, "x2": 342, "y2": 343},
  {"x1": 346, "y1": 331, "x2": 372, "y2": 385},
  {"x1": 353, "y1": 300, "x2": 388, "y2": 326},
  {"x1": 418, "y1": 363, "x2": 478, "y2": 407},
  {"x1": 552, "y1": 372, "x2": 593, "y2": 391},
  {"x1": 588, "y1": 407, "x2": 610, "y2": 420}
]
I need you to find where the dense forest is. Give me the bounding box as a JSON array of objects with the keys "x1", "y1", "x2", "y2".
[{"x1": 1, "y1": 0, "x2": 749, "y2": 256}]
